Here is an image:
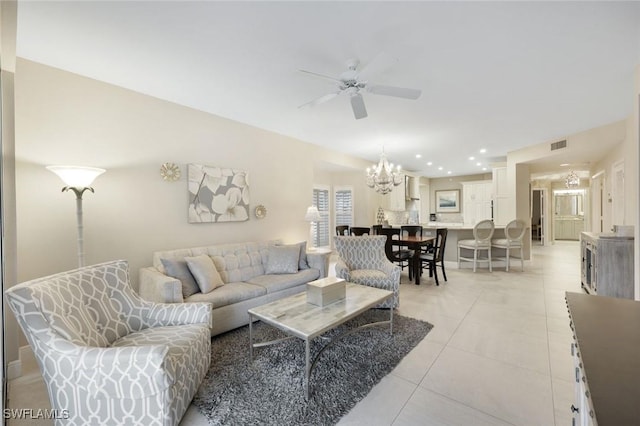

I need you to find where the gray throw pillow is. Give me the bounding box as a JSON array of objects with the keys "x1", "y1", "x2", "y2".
[
  {"x1": 265, "y1": 245, "x2": 300, "y2": 274},
  {"x1": 278, "y1": 242, "x2": 309, "y2": 270},
  {"x1": 160, "y1": 258, "x2": 200, "y2": 298},
  {"x1": 185, "y1": 254, "x2": 225, "y2": 294}
]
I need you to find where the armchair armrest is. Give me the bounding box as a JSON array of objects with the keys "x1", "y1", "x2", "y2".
[
  {"x1": 307, "y1": 250, "x2": 330, "y2": 278},
  {"x1": 139, "y1": 267, "x2": 183, "y2": 303},
  {"x1": 75, "y1": 345, "x2": 173, "y2": 399},
  {"x1": 335, "y1": 258, "x2": 351, "y2": 281},
  {"x1": 141, "y1": 301, "x2": 212, "y2": 328}
]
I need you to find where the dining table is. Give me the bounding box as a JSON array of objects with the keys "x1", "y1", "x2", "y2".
[{"x1": 396, "y1": 235, "x2": 435, "y2": 285}]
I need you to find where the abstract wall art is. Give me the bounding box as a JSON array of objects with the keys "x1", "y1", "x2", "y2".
[{"x1": 188, "y1": 164, "x2": 250, "y2": 223}]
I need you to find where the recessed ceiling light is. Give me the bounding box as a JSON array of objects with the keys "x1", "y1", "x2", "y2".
[
  {"x1": 427, "y1": 162, "x2": 432, "y2": 166},
  {"x1": 469, "y1": 156, "x2": 475, "y2": 160},
  {"x1": 482, "y1": 167, "x2": 487, "y2": 171},
  {"x1": 479, "y1": 148, "x2": 487, "y2": 154},
  {"x1": 416, "y1": 154, "x2": 422, "y2": 159},
  {"x1": 447, "y1": 171, "x2": 452, "y2": 174},
  {"x1": 476, "y1": 162, "x2": 481, "y2": 166},
  {"x1": 438, "y1": 166, "x2": 443, "y2": 171}
]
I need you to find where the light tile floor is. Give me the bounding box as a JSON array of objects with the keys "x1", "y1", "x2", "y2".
[{"x1": 7, "y1": 241, "x2": 580, "y2": 425}]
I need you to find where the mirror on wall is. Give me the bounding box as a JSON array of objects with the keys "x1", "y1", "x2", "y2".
[{"x1": 554, "y1": 190, "x2": 584, "y2": 217}]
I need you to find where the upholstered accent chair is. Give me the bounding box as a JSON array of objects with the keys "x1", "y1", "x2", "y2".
[
  {"x1": 5, "y1": 260, "x2": 212, "y2": 426},
  {"x1": 334, "y1": 236, "x2": 400, "y2": 308}
]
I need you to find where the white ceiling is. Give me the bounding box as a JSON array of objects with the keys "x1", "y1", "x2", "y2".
[{"x1": 15, "y1": 1, "x2": 640, "y2": 177}]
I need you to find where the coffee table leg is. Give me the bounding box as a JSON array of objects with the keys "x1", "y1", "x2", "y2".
[
  {"x1": 305, "y1": 339, "x2": 311, "y2": 398},
  {"x1": 249, "y1": 314, "x2": 254, "y2": 362}
]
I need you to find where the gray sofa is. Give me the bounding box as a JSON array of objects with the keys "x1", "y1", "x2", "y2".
[{"x1": 139, "y1": 240, "x2": 329, "y2": 336}]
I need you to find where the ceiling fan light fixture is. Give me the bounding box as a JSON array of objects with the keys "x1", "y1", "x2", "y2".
[{"x1": 366, "y1": 149, "x2": 403, "y2": 194}]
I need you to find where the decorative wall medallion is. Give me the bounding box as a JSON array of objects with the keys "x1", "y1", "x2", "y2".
[
  {"x1": 160, "y1": 163, "x2": 181, "y2": 181},
  {"x1": 188, "y1": 164, "x2": 250, "y2": 223},
  {"x1": 255, "y1": 205, "x2": 267, "y2": 219}
]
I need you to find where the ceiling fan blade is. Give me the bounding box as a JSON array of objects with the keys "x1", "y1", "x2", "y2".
[
  {"x1": 368, "y1": 84, "x2": 422, "y2": 100},
  {"x1": 350, "y1": 93, "x2": 368, "y2": 119},
  {"x1": 298, "y1": 92, "x2": 341, "y2": 109},
  {"x1": 298, "y1": 69, "x2": 342, "y2": 83}
]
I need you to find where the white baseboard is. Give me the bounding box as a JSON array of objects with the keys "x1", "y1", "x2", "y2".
[
  {"x1": 6, "y1": 345, "x2": 38, "y2": 380},
  {"x1": 7, "y1": 359, "x2": 21, "y2": 380}
]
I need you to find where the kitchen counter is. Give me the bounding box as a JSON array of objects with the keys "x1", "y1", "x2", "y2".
[{"x1": 566, "y1": 292, "x2": 640, "y2": 425}]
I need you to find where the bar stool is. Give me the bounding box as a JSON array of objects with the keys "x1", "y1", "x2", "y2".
[
  {"x1": 458, "y1": 220, "x2": 495, "y2": 272},
  {"x1": 491, "y1": 219, "x2": 526, "y2": 271}
]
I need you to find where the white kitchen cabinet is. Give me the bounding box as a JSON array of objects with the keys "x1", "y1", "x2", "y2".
[
  {"x1": 388, "y1": 177, "x2": 406, "y2": 211},
  {"x1": 462, "y1": 180, "x2": 492, "y2": 226}
]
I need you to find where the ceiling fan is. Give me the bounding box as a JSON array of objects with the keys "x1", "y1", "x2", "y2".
[{"x1": 298, "y1": 58, "x2": 421, "y2": 120}]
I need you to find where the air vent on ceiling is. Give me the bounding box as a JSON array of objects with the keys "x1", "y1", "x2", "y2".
[{"x1": 550, "y1": 140, "x2": 567, "y2": 151}]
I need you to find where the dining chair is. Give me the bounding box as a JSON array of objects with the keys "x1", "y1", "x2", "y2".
[
  {"x1": 371, "y1": 224, "x2": 383, "y2": 235},
  {"x1": 458, "y1": 219, "x2": 495, "y2": 272},
  {"x1": 400, "y1": 225, "x2": 423, "y2": 238},
  {"x1": 350, "y1": 227, "x2": 371, "y2": 236},
  {"x1": 491, "y1": 219, "x2": 527, "y2": 271},
  {"x1": 378, "y1": 228, "x2": 413, "y2": 278},
  {"x1": 336, "y1": 225, "x2": 350, "y2": 236},
  {"x1": 420, "y1": 228, "x2": 448, "y2": 285}
]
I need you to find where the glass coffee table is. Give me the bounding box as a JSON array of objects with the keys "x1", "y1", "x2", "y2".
[{"x1": 248, "y1": 282, "x2": 393, "y2": 398}]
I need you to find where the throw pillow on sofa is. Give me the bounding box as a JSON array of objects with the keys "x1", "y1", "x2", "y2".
[
  {"x1": 265, "y1": 245, "x2": 300, "y2": 274},
  {"x1": 185, "y1": 254, "x2": 224, "y2": 293},
  {"x1": 160, "y1": 258, "x2": 201, "y2": 298},
  {"x1": 277, "y1": 241, "x2": 309, "y2": 270}
]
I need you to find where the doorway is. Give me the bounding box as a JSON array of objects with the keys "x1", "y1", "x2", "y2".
[{"x1": 532, "y1": 189, "x2": 545, "y2": 245}]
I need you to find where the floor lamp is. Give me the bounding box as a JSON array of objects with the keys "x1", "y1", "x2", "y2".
[
  {"x1": 305, "y1": 205, "x2": 321, "y2": 251},
  {"x1": 47, "y1": 165, "x2": 106, "y2": 268}
]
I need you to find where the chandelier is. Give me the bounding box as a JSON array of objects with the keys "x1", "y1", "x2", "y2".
[
  {"x1": 565, "y1": 170, "x2": 580, "y2": 188},
  {"x1": 366, "y1": 149, "x2": 403, "y2": 194}
]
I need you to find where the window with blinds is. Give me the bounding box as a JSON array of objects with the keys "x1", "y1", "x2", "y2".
[
  {"x1": 312, "y1": 187, "x2": 330, "y2": 248},
  {"x1": 335, "y1": 187, "x2": 353, "y2": 228}
]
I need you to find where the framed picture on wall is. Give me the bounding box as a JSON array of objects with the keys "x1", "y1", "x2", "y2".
[{"x1": 435, "y1": 190, "x2": 460, "y2": 213}]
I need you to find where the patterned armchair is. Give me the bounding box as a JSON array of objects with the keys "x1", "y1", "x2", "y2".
[
  {"x1": 334, "y1": 236, "x2": 400, "y2": 308},
  {"x1": 5, "y1": 260, "x2": 212, "y2": 426}
]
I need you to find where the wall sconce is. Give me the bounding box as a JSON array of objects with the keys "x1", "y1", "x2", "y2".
[{"x1": 47, "y1": 165, "x2": 106, "y2": 268}]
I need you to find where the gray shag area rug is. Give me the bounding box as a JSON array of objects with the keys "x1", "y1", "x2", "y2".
[{"x1": 193, "y1": 309, "x2": 433, "y2": 425}]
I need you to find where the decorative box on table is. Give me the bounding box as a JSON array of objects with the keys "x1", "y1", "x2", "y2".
[{"x1": 307, "y1": 277, "x2": 346, "y2": 307}]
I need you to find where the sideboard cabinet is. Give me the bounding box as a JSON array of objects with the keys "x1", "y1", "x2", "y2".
[{"x1": 580, "y1": 232, "x2": 634, "y2": 299}]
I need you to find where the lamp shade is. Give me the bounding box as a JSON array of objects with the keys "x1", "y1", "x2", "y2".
[
  {"x1": 47, "y1": 165, "x2": 106, "y2": 188},
  {"x1": 304, "y1": 206, "x2": 321, "y2": 222}
]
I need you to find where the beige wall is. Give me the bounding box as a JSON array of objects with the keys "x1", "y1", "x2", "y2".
[{"x1": 14, "y1": 59, "x2": 378, "y2": 292}]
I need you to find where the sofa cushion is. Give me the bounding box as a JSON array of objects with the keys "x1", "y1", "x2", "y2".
[
  {"x1": 247, "y1": 268, "x2": 319, "y2": 293},
  {"x1": 185, "y1": 255, "x2": 224, "y2": 294},
  {"x1": 185, "y1": 282, "x2": 267, "y2": 309},
  {"x1": 111, "y1": 323, "x2": 210, "y2": 390},
  {"x1": 349, "y1": 269, "x2": 392, "y2": 287},
  {"x1": 265, "y1": 245, "x2": 300, "y2": 274},
  {"x1": 160, "y1": 258, "x2": 200, "y2": 298},
  {"x1": 152, "y1": 240, "x2": 281, "y2": 282}
]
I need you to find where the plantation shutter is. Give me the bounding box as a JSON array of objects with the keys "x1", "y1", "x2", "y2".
[
  {"x1": 313, "y1": 188, "x2": 330, "y2": 247},
  {"x1": 335, "y1": 188, "x2": 353, "y2": 227}
]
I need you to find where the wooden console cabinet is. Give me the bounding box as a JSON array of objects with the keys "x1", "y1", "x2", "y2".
[{"x1": 580, "y1": 232, "x2": 634, "y2": 299}]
